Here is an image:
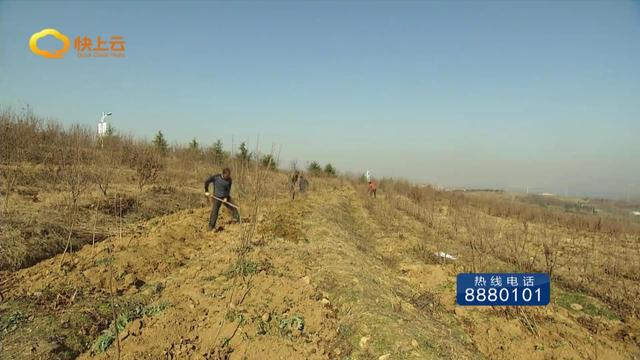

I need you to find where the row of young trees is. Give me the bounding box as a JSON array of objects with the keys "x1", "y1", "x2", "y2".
[
  {"x1": 1, "y1": 107, "x2": 336, "y2": 208},
  {"x1": 307, "y1": 161, "x2": 336, "y2": 176},
  {"x1": 152, "y1": 130, "x2": 337, "y2": 175},
  {"x1": 151, "y1": 131, "x2": 274, "y2": 168}
]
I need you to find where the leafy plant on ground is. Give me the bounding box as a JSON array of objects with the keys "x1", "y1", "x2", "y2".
[
  {"x1": 90, "y1": 302, "x2": 170, "y2": 353},
  {"x1": 226, "y1": 258, "x2": 257, "y2": 277},
  {"x1": 1, "y1": 310, "x2": 29, "y2": 334},
  {"x1": 141, "y1": 302, "x2": 170, "y2": 317},
  {"x1": 278, "y1": 314, "x2": 305, "y2": 338}
]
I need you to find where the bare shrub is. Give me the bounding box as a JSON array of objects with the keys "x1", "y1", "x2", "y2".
[
  {"x1": 130, "y1": 146, "x2": 164, "y2": 192},
  {"x1": 58, "y1": 126, "x2": 94, "y2": 268},
  {"x1": 60, "y1": 127, "x2": 94, "y2": 207},
  {"x1": 541, "y1": 230, "x2": 561, "y2": 279},
  {"x1": 0, "y1": 109, "x2": 32, "y2": 212},
  {"x1": 91, "y1": 135, "x2": 123, "y2": 197}
]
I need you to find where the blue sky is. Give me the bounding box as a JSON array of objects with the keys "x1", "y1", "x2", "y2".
[{"x1": 1, "y1": 0, "x2": 639, "y2": 198}]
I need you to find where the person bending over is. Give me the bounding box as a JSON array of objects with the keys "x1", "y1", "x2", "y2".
[
  {"x1": 368, "y1": 180, "x2": 377, "y2": 198},
  {"x1": 204, "y1": 167, "x2": 240, "y2": 231}
]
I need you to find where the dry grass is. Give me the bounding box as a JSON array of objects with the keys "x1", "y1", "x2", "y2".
[
  {"x1": 377, "y1": 178, "x2": 640, "y2": 320},
  {"x1": 0, "y1": 109, "x2": 284, "y2": 271}
]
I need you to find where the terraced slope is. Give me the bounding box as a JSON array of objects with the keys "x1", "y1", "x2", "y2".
[{"x1": 1, "y1": 180, "x2": 638, "y2": 359}]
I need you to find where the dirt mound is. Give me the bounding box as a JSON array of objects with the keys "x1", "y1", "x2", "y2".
[{"x1": 1, "y1": 199, "x2": 342, "y2": 359}]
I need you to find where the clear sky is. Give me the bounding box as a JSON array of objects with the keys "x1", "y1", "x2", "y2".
[{"x1": 1, "y1": 0, "x2": 639, "y2": 198}]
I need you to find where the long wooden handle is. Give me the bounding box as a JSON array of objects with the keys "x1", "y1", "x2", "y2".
[{"x1": 207, "y1": 194, "x2": 240, "y2": 209}]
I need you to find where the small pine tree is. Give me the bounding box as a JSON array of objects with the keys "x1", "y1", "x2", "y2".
[
  {"x1": 189, "y1": 138, "x2": 199, "y2": 150},
  {"x1": 238, "y1": 142, "x2": 252, "y2": 162},
  {"x1": 261, "y1": 154, "x2": 277, "y2": 170},
  {"x1": 308, "y1": 161, "x2": 322, "y2": 174},
  {"x1": 213, "y1": 140, "x2": 223, "y2": 155},
  {"x1": 153, "y1": 130, "x2": 168, "y2": 155},
  {"x1": 211, "y1": 139, "x2": 226, "y2": 163},
  {"x1": 324, "y1": 163, "x2": 336, "y2": 176}
]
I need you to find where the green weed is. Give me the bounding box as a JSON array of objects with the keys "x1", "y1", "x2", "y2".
[
  {"x1": 1, "y1": 310, "x2": 29, "y2": 333},
  {"x1": 90, "y1": 301, "x2": 170, "y2": 353},
  {"x1": 94, "y1": 257, "x2": 113, "y2": 266},
  {"x1": 278, "y1": 314, "x2": 305, "y2": 337},
  {"x1": 92, "y1": 329, "x2": 115, "y2": 353},
  {"x1": 226, "y1": 259, "x2": 257, "y2": 277},
  {"x1": 556, "y1": 291, "x2": 619, "y2": 320}
]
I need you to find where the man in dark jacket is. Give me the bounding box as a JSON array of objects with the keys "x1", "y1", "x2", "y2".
[
  {"x1": 299, "y1": 173, "x2": 309, "y2": 194},
  {"x1": 204, "y1": 167, "x2": 240, "y2": 231},
  {"x1": 290, "y1": 170, "x2": 300, "y2": 200}
]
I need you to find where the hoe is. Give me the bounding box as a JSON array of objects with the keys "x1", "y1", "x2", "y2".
[{"x1": 207, "y1": 194, "x2": 242, "y2": 223}]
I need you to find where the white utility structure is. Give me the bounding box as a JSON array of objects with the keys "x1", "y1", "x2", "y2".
[{"x1": 97, "y1": 112, "x2": 112, "y2": 137}]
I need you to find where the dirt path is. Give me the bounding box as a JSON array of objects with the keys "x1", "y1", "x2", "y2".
[{"x1": 290, "y1": 184, "x2": 481, "y2": 359}]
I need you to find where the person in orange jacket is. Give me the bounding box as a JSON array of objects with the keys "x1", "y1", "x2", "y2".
[{"x1": 368, "y1": 180, "x2": 377, "y2": 198}]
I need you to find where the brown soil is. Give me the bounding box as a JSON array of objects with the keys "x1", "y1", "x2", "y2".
[{"x1": 1, "y1": 180, "x2": 639, "y2": 359}]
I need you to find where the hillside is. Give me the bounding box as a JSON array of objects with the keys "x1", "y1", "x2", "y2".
[
  {"x1": 2, "y1": 109, "x2": 639, "y2": 359},
  {"x1": 2, "y1": 174, "x2": 639, "y2": 359}
]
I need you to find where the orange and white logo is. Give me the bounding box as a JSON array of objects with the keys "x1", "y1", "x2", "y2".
[
  {"x1": 30, "y1": 28, "x2": 126, "y2": 59},
  {"x1": 74, "y1": 35, "x2": 126, "y2": 58},
  {"x1": 29, "y1": 28, "x2": 70, "y2": 59}
]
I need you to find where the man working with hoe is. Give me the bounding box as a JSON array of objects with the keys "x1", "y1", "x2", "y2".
[
  {"x1": 204, "y1": 167, "x2": 240, "y2": 232},
  {"x1": 290, "y1": 170, "x2": 300, "y2": 200}
]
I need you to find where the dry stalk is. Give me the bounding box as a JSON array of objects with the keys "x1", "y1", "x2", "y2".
[
  {"x1": 209, "y1": 138, "x2": 275, "y2": 354},
  {"x1": 107, "y1": 191, "x2": 122, "y2": 360},
  {"x1": 58, "y1": 209, "x2": 77, "y2": 270}
]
